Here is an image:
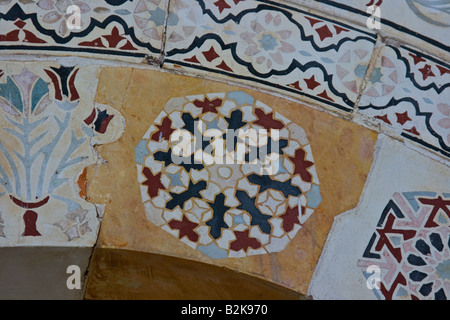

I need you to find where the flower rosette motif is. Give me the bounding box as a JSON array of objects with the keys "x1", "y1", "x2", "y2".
[
  {"x1": 405, "y1": 228, "x2": 450, "y2": 299},
  {"x1": 132, "y1": 0, "x2": 167, "y2": 42},
  {"x1": 164, "y1": 0, "x2": 219, "y2": 49},
  {"x1": 358, "y1": 192, "x2": 450, "y2": 300},
  {"x1": 233, "y1": 10, "x2": 299, "y2": 75},
  {"x1": 37, "y1": 0, "x2": 91, "y2": 36},
  {"x1": 135, "y1": 91, "x2": 321, "y2": 259},
  {"x1": 108, "y1": 0, "x2": 170, "y2": 49}
]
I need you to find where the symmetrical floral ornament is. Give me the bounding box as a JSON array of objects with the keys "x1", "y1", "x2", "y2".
[
  {"x1": 358, "y1": 45, "x2": 450, "y2": 158},
  {"x1": 37, "y1": 0, "x2": 91, "y2": 36},
  {"x1": 0, "y1": 63, "x2": 124, "y2": 245},
  {"x1": 165, "y1": 0, "x2": 377, "y2": 113},
  {"x1": 358, "y1": 192, "x2": 450, "y2": 300},
  {"x1": 164, "y1": 0, "x2": 450, "y2": 160},
  {"x1": 235, "y1": 10, "x2": 299, "y2": 73},
  {"x1": 135, "y1": 91, "x2": 321, "y2": 258},
  {"x1": 0, "y1": 0, "x2": 168, "y2": 60},
  {"x1": 0, "y1": 0, "x2": 448, "y2": 160}
]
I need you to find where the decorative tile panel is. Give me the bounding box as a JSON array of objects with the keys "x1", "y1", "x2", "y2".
[
  {"x1": 358, "y1": 44, "x2": 450, "y2": 158},
  {"x1": 358, "y1": 191, "x2": 449, "y2": 300},
  {"x1": 288, "y1": 0, "x2": 450, "y2": 55},
  {"x1": 308, "y1": 136, "x2": 450, "y2": 300},
  {"x1": 88, "y1": 67, "x2": 377, "y2": 295},
  {"x1": 135, "y1": 91, "x2": 321, "y2": 258},
  {"x1": 0, "y1": 0, "x2": 168, "y2": 61},
  {"x1": 164, "y1": 0, "x2": 377, "y2": 112},
  {"x1": 0, "y1": 62, "x2": 124, "y2": 246}
]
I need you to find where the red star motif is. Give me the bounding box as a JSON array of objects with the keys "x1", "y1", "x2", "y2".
[
  {"x1": 202, "y1": 46, "x2": 220, "y2": 62},
  {"x1": 216, "y1": 61, "x2": 233, "y2": 72},
  {"x1": 214, "y1": 0, "x2": 231, "y2": 13},
  {"x1": 305, "y1": 17, "x2": 322, "y2": 27},
  {"x1": 304, "y1": 75, "x2": 320, "y2": 90},
  {"x1": 288, "y1": 81, "x2": 302, "y2": 91},
  {"x1": 334, "y1": 25, "x2": 348, "y2": 34},
  {"x1": 317, "y1": 90, "x2": 334, "y2": 102},
  {"x1": 142, "y1": 167, "x2": 166, "y2": 198},
  {"x1": 289, "y1": 148, "x2": 314, "y2": 183},
  {"x1": 184, "y1": 55, "x2": 200, "y2": 64},
  {"x1": 103, "y1": 26, "x2": 126, "y2": 48},
  {"x1": 404, "y1": 126, "x2": 419, "y2": 136},
  {"x1": 151, "y1": 117, "x2": 176, "y2": 141},
  {"x1": 375, "y1": 114, "x2": 392, "y2": 125},
  {"x1": 437, "y1": 65, "x2": 450, "y2": 76},
  {"x1": 253, "y1": 108, "x2": 284, "y2": 130},
  {"x1": 315, "y1": 25, "x2": 333, "y2": 41},
  {"x1": 280, "y1": 206, "x2": 302, "y2": 232},
  {"x1": 230, "y1": 230, "x2": 261, "y2": 252},
  {"x1": 395, "y1": 111, "x2": 411, "y2": 125},
  {"x1": 409, "y1": 53, "x2": 426, "y2": 65},
  {"x1": 168, "y1": 215, "x2": 199, "y2": 242},
  {"x1": 418, "y1": 64, "x2": 435, "y2": 80},
  {"x1": 193, "y1": 97, "x2": 222, "y2": 113}
]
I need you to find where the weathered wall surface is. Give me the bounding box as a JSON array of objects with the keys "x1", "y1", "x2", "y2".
[{"x1": 0, "y1": 0, "x2": 448, "y2": 300}]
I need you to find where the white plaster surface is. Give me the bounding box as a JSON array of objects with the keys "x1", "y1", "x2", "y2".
[{"x1": 308, "y1": 135, "x2": 450, "y2": 299}]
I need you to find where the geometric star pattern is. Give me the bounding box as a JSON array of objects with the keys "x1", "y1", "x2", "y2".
[
  {"x1": 135, "y1": 91, "x2": 321, "y2": 258},
  {"x1": 358, "y1": 192, "x2": 450, "y2": 300}
]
